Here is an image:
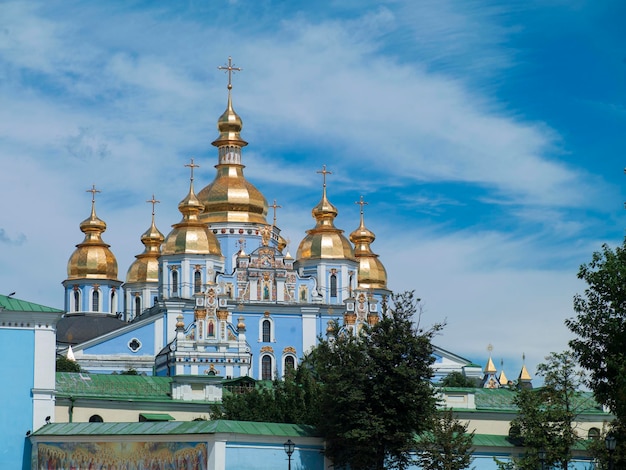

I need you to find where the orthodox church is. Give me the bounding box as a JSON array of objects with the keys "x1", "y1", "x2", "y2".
[{"x1": 56, "y1": 59, "x2": 480, "y2": 382}]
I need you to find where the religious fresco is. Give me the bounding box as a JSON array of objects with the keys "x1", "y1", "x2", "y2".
[{"x1": 36, "y1": 441, "x2": 206, "y2": 470}]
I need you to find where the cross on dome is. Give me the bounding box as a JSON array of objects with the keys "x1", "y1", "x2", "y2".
[
  {"x1": 316, "y1": 165, "x2": 332, "y2": 188},
  {"x1": 185, "y1": 158, "x2": 200, "y2": 182},
  {"x1": 270, "y1": 199, "x2": 282, "y2": 226},
  {"x1": 86, "y1": 184, "x2": 101, "y2": 203},
  {"x1": 147, "y1": 194, "x2": 160, "y2": 216},
  {"x1": 355, "y1": 195, "x2": 368, "y2": 215},
  {"x1": 218, "y1": 56, "x2": 242, "y2": 90}
]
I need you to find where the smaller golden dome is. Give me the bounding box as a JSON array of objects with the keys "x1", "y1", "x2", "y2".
[
  {"x1": 349, "y1": 197, "x2": 387, "y2": 290},
  {"x1": 66, "y1": 187, "x2": 119, "y2": 281},
  {"x1": 296, "y1": 169, "x2": 354, "y2": 261},
  {"x1": 212, "y1": 92, "x2": 248, "y2": 148},
  {"x1": 162, "y1": 162, "x2": 222, "y2": 256},
  {"x1": 126, "y1": 197, "x2": 165, "y2": 284}
]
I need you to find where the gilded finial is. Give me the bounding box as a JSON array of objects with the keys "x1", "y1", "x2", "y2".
[
  {"x1": 487, "y1": 344, "x2": 493, "y2": 354},
  {"x1": 147, "y1": 194, "x2": 160, "y2": 216},
  {"x1": 317, "y1": 165, "x2": 332, "y2": 189},
  {"x1": 185, "y1": 158, "x2": 200, "y2": 183},
  {"x1": 270, "y1": 199, "x2": 282, "y2": 227},
  {"x1": 355, "y1": 195, "x2": 368, "y2": 215},
  {"x1": 86, "y1": 184, "x2": 101, "y2": 203},
  {"x1": 218, "y1": 56, "x2": 242, "y2": 91}
]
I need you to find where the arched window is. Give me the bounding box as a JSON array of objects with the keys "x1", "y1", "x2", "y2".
[
  {"x1": 73, "y1": 290, "x2": 80, "y2": 312},
  {"x1": 194, "y1": 271, "x2": 202, "y2": 293},
  {"x1": 135, "y1": 296, "x2": 141, "y2": 318},
  {"x1": 110, "y1": 290, "x2": 116, "y2": 314},
  {"x1": 284, "y1": 355, "x2": 295, "y2": 371},
  {"x1": 172, "y1": 270, "x2": 179, "y2": 297},
  {"x1": 92, "y1": 289, "x2": 100, "y2": 312},
  {"x1": 330, "y1": 274, "x2": 337, "y2": 298},
  {"x1": 261, "y1": 355, "x2": 272, "y2": 380},
  {"x1": 89, "y1": 414, "x2": 103, "y2": 423},
  {"x1": 262, "y1": 320, "x2": 271, "y2": 342},
  {"x1": 588, "y1": 428, "x2": 600, "y2": 440}
]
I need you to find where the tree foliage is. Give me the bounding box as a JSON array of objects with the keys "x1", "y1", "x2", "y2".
[
  {"x1": 440, "y1": 371, "x2": 478, "y2": 388},
  {"x1": 306, "y1": 291, "x2": 443, "y2": 470},
  {"x1": 416, "y1": 408, "x2": 475, "y2": 470},
  {"x1": 566, "y1": 240, "x2": 626, "y2": 464},
  {"x1": 501, "y1": 351, "x2": 584, "y2": 470},
  {"x1": 56, "y1": 355, "x2": 81, "y2": 372},
  {"x1": 217, "y1": 365, "x2": 320, "y2": 425}
]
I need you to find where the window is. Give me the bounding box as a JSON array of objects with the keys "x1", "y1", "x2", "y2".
[
  {"x1": 73, "y1": 290, "x2": 80, "y2": 312},
  {"x1": 89, "y1": 415, "x2": 103, "y2": 423},
  {"x1": 330, "y1": 274, "x2": 337, "y2": 298},
  {"x1": 110, "y1": 290, "x2": 116, "y2": 314},
  {"x1": 262, "y1": 320, "x2": 271, "y2": 342},
  {"x1": 128, "y1": 338, "x2": 142, "y2": 352},
  {"x1": 261, "y1": 355, "x2": 272, "y2": 380},
  {"x1": 92, "y1": 290, "x2": 100, "y2": 312},
  {"x1": 194, "y1": 270, "x2": 202, "y2": 293},
  {"x1": 284, "y1": 355, "x2": 295, "y2": 370},
  {"x1": 135, "y1": 296, "x2": 141, "y2": 318},
  {"x1": 172, "y1": 270, "x2": 179, "y2": 296},
  {"x1": 588, "y1": 428, "x2": 600, "y2": 440}
]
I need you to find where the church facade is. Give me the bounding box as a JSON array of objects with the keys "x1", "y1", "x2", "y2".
[{"x1": 57, "y1": 61, "x2": 481, "y2": 382}]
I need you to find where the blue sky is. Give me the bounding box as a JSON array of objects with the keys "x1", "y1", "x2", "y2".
[{"x1": 1, "y1": 0, "x2": 625, "y2": 380}]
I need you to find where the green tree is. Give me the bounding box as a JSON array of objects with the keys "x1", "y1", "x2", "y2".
[
  {"x1": 218, "y1": 365, "x2": 320, "y2": 425},
  {"x1": 56, "y1": 355, "x2": 81, "y2": 372},
  {"x1": 440, "y1": 371, "x2": 478, "y2": 388},
  {"x1": 415, "y1": 408, "x2": 475, "y2": 470},
  {"x1": 566, "y1": 240, "x2": 626, "y2": 464},
  {"x1": 501, "y1": 351, "x2": 584, "y2": 470},
  {"x1": 306, "y1": 291, "x2": 443, "y2": 470}
]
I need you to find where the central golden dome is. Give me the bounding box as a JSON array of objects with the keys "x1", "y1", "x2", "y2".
[
  {"x1": 66, "y1": 194, "x2": 118, "y2": 281},
  {"x1": 297, "y1": 179, "x2": 355, "y2": 261},
  {"x1": 198, "y1": 166, "x2": 268, "y2": 224},
  {"x1": 198, "y1": 86, "x2": 268, "y2": 224}
]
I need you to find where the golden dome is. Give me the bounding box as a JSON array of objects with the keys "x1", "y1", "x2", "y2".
[
  {"x1": 198, "y1": 82, "x2": 269, "y2": 224},
  {"x1": 66, "y1": 188, "x2": 118, "y2": 280},
  {"x1": 162, "y1": 164, "x2": 223, "y2": 256},
  {"x1": 349, "y1": 197, "x2": 387, "y2": 289},
  {"x1": 198, "y1": 166, "x2": 268, "y2": 224},
  {"x1": 296, "y1": 171, "x2": 355, "y2": 261},
  {"x1": 126, "y1": 196, "x2": 165, "y2": 283}
]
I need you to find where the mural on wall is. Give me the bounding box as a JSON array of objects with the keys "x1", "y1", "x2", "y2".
[{"x1": 36, "y1": 441, "x2": 207, "y2": 469}]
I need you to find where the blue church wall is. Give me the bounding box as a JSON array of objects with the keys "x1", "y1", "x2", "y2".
[
  {"x1": 0, "y1": 328, "x2": 34, "y2": 469},
  {"x1": 83, "y1": 321, "x2": 156, "y2": 356},
  {"x1": 225, "y1": 441, "x2": 325, "y2": 470}
]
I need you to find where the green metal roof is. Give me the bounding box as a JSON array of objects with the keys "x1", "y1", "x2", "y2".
[
  {"x1": 31, "y1": 420, "x2": 319, "y2": 437},
  {"x1": 472, "y1": 434, "x2": 515, "y2": 447},
  {"x1": 0, "y1": 294, "x2": 62, "y2": 313},
  {"x1": 442, "y1": 387, "x2": 606, "y2": 415},
  {"x1": 56, "y1": 372, "x2": 172, "y2": 401}
]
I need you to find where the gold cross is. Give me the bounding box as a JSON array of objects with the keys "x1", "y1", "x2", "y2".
[
  {"x1": 316, "y1": 165, "x2": 332, "y2": 188},
  {"x1": 355, "y1": 195, "x2": 368, "y2": 216},
  {"x1": 185, "y1": 158, "x2": 200, "y2": 181},
  {"x1": 86, "y1": 184, "x2": 101, "y2": 203},
  {"x1": 146, "y1": 194, "x2": 160, "y2": 216},
  {"x1": 218, "y1": 56, "x2": 242, "y2": 90},
  {"x1": 270, "y1": 199, "x2": 282, "y2": 226}
]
